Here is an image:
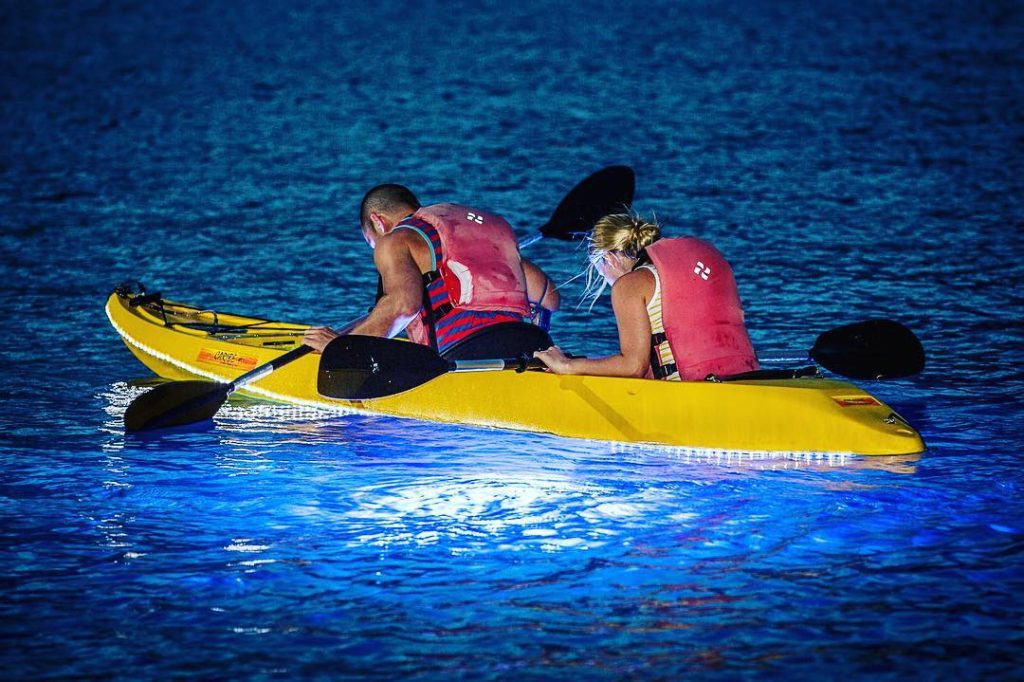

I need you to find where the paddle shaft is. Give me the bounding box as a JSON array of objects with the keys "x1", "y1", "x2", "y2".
[
  {"x1": 450, "y1": 357, "x2": 544, "y2": 373},
  {"x1": 225, "y1": 314, "x2": 365, "y2": 395},
  {"x1": 519, "y1": 232, "x2": 586, "y2": 249},
  {"x1": 228, "y1": 344, "x2": 312, "y2": 393},
  {"x1": 517, "y1": 233, "x2": 542, "y2": 249},
  {"x1": 759, "y1": 355, "x2": 811, "y2": 365}
]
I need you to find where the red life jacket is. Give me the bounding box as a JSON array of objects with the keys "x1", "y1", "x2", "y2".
[
  {"x1": 399, "y1": 204, "x2": 529, "y2": 351},
  {"x1": 645, "y1": 237, "x2": 759, "y2": 380}
]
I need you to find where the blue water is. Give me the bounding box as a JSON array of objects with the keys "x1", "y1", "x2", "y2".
[{"x1": 3, "y1": 0, "x2": 1023, "y2": 678}]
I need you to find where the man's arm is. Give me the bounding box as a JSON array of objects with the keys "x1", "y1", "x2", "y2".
[
  {"x1": 349, "y1": 230, "x2": 424, "y2": 338},
  {"x1": 303, "y1": 231, "x2": 424, "y2": 352}
]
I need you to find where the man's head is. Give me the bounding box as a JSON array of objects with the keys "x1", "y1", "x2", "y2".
[{"x1": 359, "y1": 184, "x2": 421, "y2": 246}]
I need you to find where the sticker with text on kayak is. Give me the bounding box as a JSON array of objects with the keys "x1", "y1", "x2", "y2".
[
  {"x1": 197, "y1": 348, "x2": 259, "y2": 370},
  {"x1": 832, "y1": 396, "x2": 882, "y2": 408}
]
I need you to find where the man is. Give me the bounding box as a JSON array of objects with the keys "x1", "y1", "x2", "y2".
[{"x1": 303, "y1": 184, "x2": 558, "y2": 358}]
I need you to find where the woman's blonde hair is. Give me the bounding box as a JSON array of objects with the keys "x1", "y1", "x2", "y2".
[
  {"x1": 589, "y1": 213, "x2": 662, "y2": 259},
  {"x1": 578, "y1": 213, "x2": 662, "y2": 309}
]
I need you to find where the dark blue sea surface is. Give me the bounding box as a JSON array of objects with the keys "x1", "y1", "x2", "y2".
[{"x1": 2, "y1": 0, "x2": 1023, "y2": 678}]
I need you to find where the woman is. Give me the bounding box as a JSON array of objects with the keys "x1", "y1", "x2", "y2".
[{"x1": 534, "y1": 214, "x2": 758, "y2": 381}]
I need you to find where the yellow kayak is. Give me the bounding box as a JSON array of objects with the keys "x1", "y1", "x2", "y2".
[{"x1": 105, "y1": 288, "x2": 925, "y2": 455}]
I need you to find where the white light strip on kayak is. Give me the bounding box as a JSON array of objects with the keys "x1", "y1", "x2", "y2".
[
  {"x1": 608, "y1": 442, "x2": 855, "y2": 467},
  {"x1": 105, "y1": 300, "x2": 363, "y2": 416}
]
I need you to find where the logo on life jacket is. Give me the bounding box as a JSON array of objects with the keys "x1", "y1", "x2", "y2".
[
  {"x1": 694, "y1": 260, "x2": 711, "y2": 280},
  {"x1": 466, "y1": 212, "x2": 484, "y2": 224}
]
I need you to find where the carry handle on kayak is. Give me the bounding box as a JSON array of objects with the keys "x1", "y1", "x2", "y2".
[{"x1": 127, "y1": 291, "x2": 163, "y2": 308}]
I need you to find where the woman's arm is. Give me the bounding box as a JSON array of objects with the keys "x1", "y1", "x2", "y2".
[{"x1": 534, "y1": 269, "x2": 653, "y2": 377}]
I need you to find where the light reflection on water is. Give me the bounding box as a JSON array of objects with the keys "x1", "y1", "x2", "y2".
[
  {"x1": 95, "y1": 381, "x2": 929, "y2": 565},
  {"x1": 3, "y1": 380, "x2": 1011, "y2": 679}
]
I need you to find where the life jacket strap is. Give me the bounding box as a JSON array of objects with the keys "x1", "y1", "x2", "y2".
[
  {"x1": 420, "y1": 285, "x2": 440, "y2": 351},
  {"x1": 419, "y1": 270, "x2": 452, "y2": 351},
  {"x1": 649, "y1": 331, "x2": 677, "y2": 378},
  {"x1": 651, "y1": 360, "x2": 678, "y2": 380}
]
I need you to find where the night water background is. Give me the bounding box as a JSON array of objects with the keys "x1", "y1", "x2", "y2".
[{"x1": 2, "y1": 0, "x2": 1023, "y2": 678}]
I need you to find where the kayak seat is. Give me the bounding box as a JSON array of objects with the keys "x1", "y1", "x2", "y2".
[{"x1": 441, "y1": 322, "x2": 553, "y2": 361}]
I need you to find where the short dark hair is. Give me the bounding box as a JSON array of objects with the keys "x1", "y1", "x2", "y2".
[{"x1": 359, "y1": 184, "x2": 421, "y2": 229}]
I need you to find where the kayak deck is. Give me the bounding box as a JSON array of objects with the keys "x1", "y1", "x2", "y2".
[{"x1": 105, "y1": 290, "x2": 925, "y2": 455}]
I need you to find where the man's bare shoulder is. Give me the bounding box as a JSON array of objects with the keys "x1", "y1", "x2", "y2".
[
  {"x1": 374, "y1": 228, "x2": 431, "y2": 274},
  {"x1": 375, "y1": 229, "x2": 419, "y2": 255}
]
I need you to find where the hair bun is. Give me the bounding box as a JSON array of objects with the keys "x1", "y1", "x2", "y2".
[
  {"x1": 629, "y1": 218, "x2": 661, "y2": 255},
  {"x1": 590, "y1": 213, "x2": 661, "y2": 258}
]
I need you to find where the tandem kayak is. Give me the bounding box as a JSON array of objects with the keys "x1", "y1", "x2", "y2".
[{"x1": 105, "y1": 287, "x2": 924, "y2": 455}]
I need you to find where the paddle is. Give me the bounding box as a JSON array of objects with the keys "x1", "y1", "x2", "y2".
[
  {"x1": 317, "y1": 319, "x2": 924, "y2": 401},
  {"x1": 755, "y1": 319, "x2": 924, "y2": 379},
  {"x1": 123, "y1": 315, "x2": 367, "y2": 432},
  {"x1": 520, "y1": 164, "x2": 635, "y2": 247},
  {"x1": 318, "y1": 335, "x2": 543, "y2": 400},
  {"x1": 804, "y1": 318, "x2": 924, "y2": 379},
  {"x1": 125, "y1": 166, "x2": 637, "y2": 431}
]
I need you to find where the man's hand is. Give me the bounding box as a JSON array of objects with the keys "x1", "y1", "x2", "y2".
[{"x1": 303, "y1": 326, "x2": 339, "y2": 354}]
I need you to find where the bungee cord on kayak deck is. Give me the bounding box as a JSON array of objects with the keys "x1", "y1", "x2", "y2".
[{"x1": 118, "y1": 284, "x2": 308, "y2": 341}]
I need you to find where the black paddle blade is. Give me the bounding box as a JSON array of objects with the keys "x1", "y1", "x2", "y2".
[
  {"x1": 124, "y1": 380, "x2": 230, "y2": 432},
  {"x1": 810, "y1": 319, "x2": 925, "y2": 380},
  {"x1": 318, "y1": 335, "x2": 450, "y2": 400},
  {"x1": 539, "y1": 165, "x2": 636, "y2": 241}
]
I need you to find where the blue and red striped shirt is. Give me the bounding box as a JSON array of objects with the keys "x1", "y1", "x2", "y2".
[{"x1": 396, "y1": 216, "x2": 522, "y2": 353}]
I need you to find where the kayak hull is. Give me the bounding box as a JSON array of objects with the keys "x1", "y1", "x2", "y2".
[{"x1": 105, "y1": 291, "x2": 925, "y2": 455}]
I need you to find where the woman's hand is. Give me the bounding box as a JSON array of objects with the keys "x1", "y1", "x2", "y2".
[
  {"x1": 302, "y1": 326, "x2": 339, "y2": 354},
  {"x1": 533, "y1": 345, "x2": 575, "y2": 374}
]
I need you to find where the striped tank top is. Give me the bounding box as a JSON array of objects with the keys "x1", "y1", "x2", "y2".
[{"x1": 638, "y1": 264, "x2": 680, "y2": 381}]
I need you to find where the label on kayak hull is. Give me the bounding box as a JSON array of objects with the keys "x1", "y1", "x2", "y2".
[
  {"x1": 197, "y1": 348, "x2": 258, "y2": 370},
  {"x1": 832, "y1": 396, "x2": 882, "y2": 408}
]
